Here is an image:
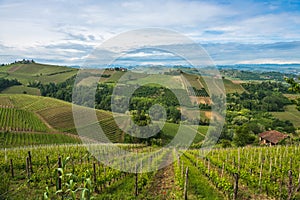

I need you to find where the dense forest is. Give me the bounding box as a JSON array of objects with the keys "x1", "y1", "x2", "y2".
[
  {"x1": 0, "y1": 78, "x2": 21, "y2": 92},
  {"x1": 220, "y1": 69, "x2": 297, "y2": 81}
]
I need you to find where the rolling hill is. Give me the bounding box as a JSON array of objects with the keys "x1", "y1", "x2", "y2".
[
  {"x1": 0, "y1": 62, "x2": 78, "y2": 84},
  {"x1": 0, "y1": 94, "x2": 210, "y2": 146}
]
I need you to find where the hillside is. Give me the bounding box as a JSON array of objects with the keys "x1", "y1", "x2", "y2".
[
  {"x1": 0, "y1": 62, "x2": 78, "y2": 84},
  {"x1": 0, "y1": 94, "x2": 123, "y2": 142},
  {"x1": 0, "y1": 62, "x2": 245, "y2": 98},
  {"x1": 0, "y1": 94, "x2": 209, "y2": 146}
]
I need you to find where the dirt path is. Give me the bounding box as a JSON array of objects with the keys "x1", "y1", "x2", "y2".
[
  {"x1": 8, "y1": 64, "x2": 24, "y2": 73},
  {"x1": 185, "y1": 125, "x2": 206, "y2": 137},
  {"x1": 147, "y1": 153, "x2": 176, "y2": 199},
  {"x1": 35, "y1": 111, "x2": 54, "y2": 130}
]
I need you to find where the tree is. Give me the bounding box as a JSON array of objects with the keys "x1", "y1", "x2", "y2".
[
  {"x1": 286, "y1": 77, "x2": 300, "y2": 93},
  {"x1": 286, "y1": 77, "x2": 300, "y2": 110},
  {"x1": 233, "y1": 124, "x2": 256, "y2": 147}
]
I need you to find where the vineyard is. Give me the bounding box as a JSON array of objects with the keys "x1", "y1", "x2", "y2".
[
  {"x1": 0, "y1": 94, "x2": 126, "y2": 143},
  {"x1": 0, "y1": 94, "x2": 210, "y2": 145},
  {"x1": 1, "y1": 144, "x2": 300, "y2": 199},
  {"x1": 0, "y1": 132, "x2": 81, "y2": 147},
  {"x1": 0, "y1": 108, "x2": 48, "y2": 132}
]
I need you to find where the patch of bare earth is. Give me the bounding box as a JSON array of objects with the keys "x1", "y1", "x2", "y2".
[
  {"x1": 190, "y1": 96, "x2": 212, "y2": 104},
  {"x1": 231, "y1": 80, "x2": 245, "y2": 84}
]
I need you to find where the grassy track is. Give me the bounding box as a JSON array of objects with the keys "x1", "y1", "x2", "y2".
[{"x1": 181, "y1": 153, "x2": 225, "y2": 199}]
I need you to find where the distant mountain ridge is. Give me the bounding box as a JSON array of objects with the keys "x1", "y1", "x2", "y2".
[{"x1": 217, "y1": 64, "x2": 300, "y2": 74}]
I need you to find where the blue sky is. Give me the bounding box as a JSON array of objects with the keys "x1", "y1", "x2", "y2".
[{"x1": 0, "y1": 0, "x2": 300, "y2": 65}]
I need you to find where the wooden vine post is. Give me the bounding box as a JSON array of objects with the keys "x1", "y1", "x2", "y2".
[
  {"x1": 184, "y1": 167, "x2": 189, "y2": 200},
  {"x1": 287, "y1": 158, "x2": 293, "y2": 200},
  {"x1": 28, "y1": 151, "x2": 33, "y2": 173},
  {"x1": 287, "y1": 170, "x2": 293, "y2": 200},
  {"x1": 26, "y1": 157, "x2": 30, "y2": 179},
  {"x1": 46, "y1": 156, "x2": 50, "y2": 171},
  {"x1": 135, "y1": 164, "x2": 138, "y2": 197},
  {"x1": 58, "y1": 156, "x2": 62, "y2": 190},
  {"x1": 10, "y1": 159, "x2": 14, "y2": 178},
  {"x1": 259, "y1": 161, "x2": 263, "y2": 193},
  {"x1": 233, "y1": 173, "x2": 239, "y2": 200}
]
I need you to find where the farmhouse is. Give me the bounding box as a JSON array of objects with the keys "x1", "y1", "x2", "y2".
[{"x1": 259, "y1": 130, "x2": 289, "y2": 146}]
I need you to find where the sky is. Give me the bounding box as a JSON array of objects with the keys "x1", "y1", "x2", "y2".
[{"x1": 0, "y1": 0, "x2": 300, "y2": 65}]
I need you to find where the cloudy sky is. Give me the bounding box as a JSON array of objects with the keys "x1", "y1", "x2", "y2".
[{"x1": 0, "y1": 0, "x2": 300, "y2": 65}]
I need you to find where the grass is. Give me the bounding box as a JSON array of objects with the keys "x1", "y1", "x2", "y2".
[
  {"x1": 1, "y1": 85, "x2": 40, "y2": 95},
  {"x1": 271, "y1": 105, "x2": 300, "y2": 128},
  {"x1": 161, "y1": 123, "x2": 207, "y2": 144},
  {"x1": 126, "y1": 74, "x2": 184, "y2": 89},
  {"x1": 283, "y1": 93, "x2": 300, "y2": 100}
]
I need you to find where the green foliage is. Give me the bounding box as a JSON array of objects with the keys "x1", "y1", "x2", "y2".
[
  {"x1": 286, "y1": 77, "x2": 300, "y2": 110},
  {"x1": 233, "y1": 124, "x2": 257, "y2": 146},
  {"x1": 286, "y1": 77, "x2": 300, "y2": 93},
  {"x1": 221, "y1": 69, "x2": 297, "y2": 81},
  {"x1": 229, "y1": 81, "x2": 292, "y2": 112},
  {"x1": 0, "y1": 78, "x2": 21, "y2": 92},
  {"x1": 44, "y1": 157, "x2": 95, "y2": 200},
  {"x1": 0, "y1": 173, "x2": 10, "y2": 199}
]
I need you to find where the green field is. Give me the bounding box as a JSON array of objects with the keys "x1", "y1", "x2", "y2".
[
  {"x1": 161, "y1": 123, "x2": 207, "y2": 144},
  {"x1": 1, "y1": 85, "x2": 41, "y2": 95},
  {"x1": 271, "y1": 105, "x2": 300, "y2": 128},
  {"x1": 0, "y1": 63, "x2": 78, "y2": 84},
  {"x1": 126, "y1": 74, "x2": 185, "y2": 89}
]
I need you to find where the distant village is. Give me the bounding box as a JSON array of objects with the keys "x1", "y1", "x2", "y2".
[
  {"x1": 106, "y1": 67, "x2": 128, "y2": 72},
  {"x1": 1, "y1": 59, "x2": 35, "y2": 66}
]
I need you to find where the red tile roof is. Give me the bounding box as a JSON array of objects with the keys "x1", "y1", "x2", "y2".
[{"x1": 259, "y1": 130, "x2": 289, "y2": 144}]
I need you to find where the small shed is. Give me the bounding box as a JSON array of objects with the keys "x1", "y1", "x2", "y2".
[{"x1": 259, "y1": 130, "x2": 289, "y2": 146}]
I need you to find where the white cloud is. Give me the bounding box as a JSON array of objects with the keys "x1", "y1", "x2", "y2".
[
  {"x1": 237, "y1": 59, "x2": 300, "y2": 65},
  {"x1": 0, "y1": 0, "x2": 299, "y2": 65}
]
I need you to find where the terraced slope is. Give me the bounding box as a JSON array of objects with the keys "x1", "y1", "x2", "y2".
[{"x1": 0, "y1": 94, "x2": 123, "y2": 143}]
